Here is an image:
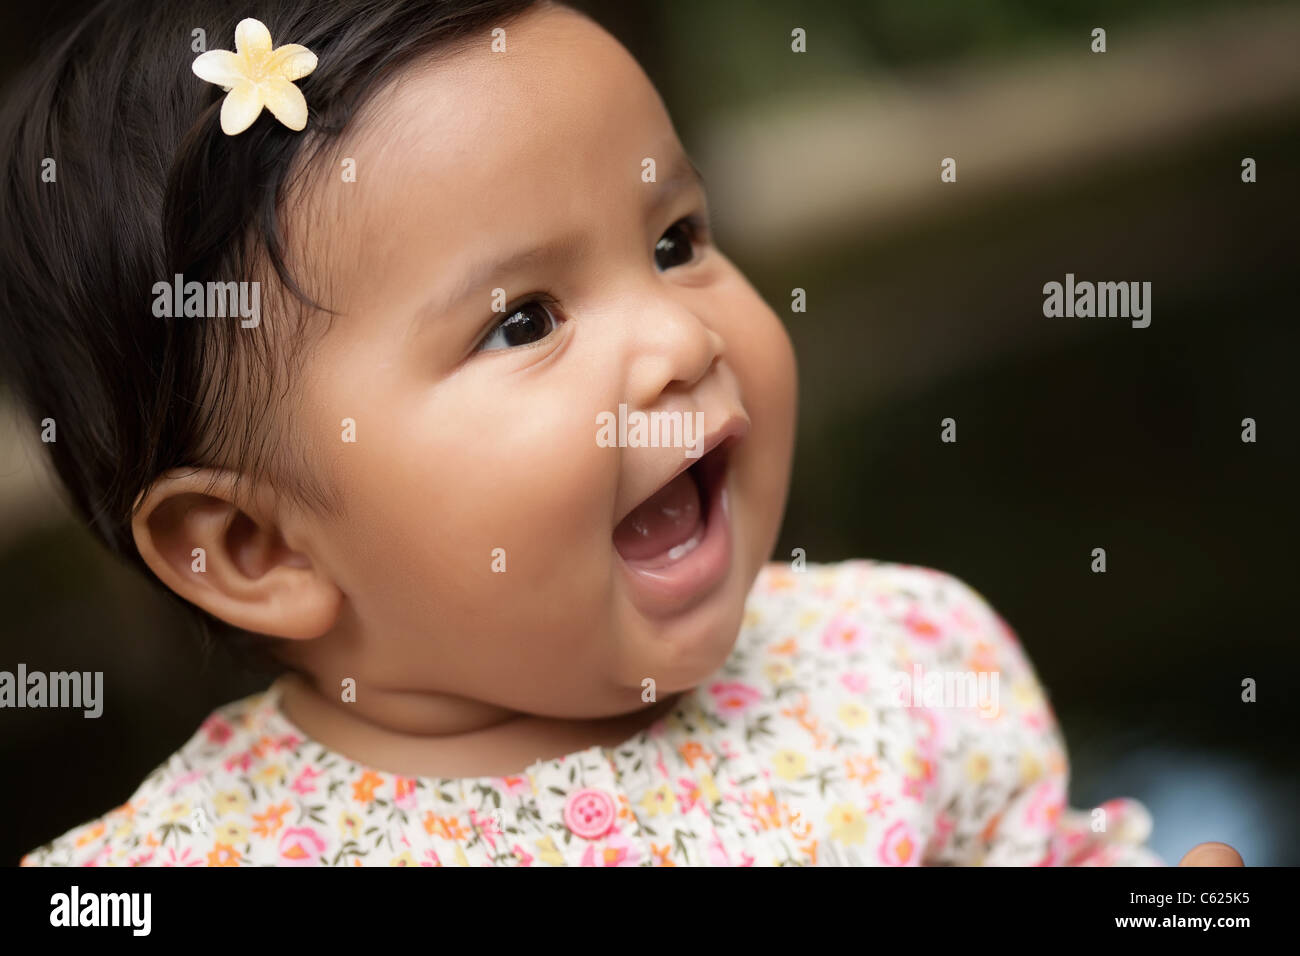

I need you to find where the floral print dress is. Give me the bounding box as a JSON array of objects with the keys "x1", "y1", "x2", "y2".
[{"x1": 21, "y1": 560, "x2": 1162, "y2": 866}]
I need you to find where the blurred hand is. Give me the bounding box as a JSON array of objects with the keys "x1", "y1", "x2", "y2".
[{"x1": 1178, "y1": 842, "x2": 1244, "y2": 866}]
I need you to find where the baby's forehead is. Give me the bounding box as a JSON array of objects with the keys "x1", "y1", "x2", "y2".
[
  {"x1": 296, "y1": 5, "x2": 678, "y2": 310},
  {"x1": 352, "y1": 6, "x2": 662, "y2": 183}
]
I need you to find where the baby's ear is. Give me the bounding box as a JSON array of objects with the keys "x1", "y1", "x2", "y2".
[{"x1": 131, "y1": 468, "x2": 342, "y2": 640}]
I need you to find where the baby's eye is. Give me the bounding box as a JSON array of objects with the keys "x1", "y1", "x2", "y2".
[
  {"x1": 654, "y1": 216, "x2": 706, "y2": 272},
  {"x1": 475, "y1": 298, "x2": 560, "y2": 353}
]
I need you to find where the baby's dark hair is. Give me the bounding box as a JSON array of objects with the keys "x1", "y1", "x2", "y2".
[{"x1": 0, "y1": 0, "x2": 544, "y2": 671}]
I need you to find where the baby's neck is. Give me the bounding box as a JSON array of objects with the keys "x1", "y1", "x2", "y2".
[{"x1": 274, "y1": 671, "x2": 682, "y2": 779}]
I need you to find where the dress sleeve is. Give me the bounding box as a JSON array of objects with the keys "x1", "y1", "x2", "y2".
[
  {"x1": 19, "y1": 803, "x2": 137, "y2": 867},
  {"x1": 913, "y1": 570, "x2": 1165, "y2": 866}
]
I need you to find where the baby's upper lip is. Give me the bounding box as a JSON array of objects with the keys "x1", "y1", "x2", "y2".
[{"x1": 614, "y1": 411, "x2": 750, "y2": 528}]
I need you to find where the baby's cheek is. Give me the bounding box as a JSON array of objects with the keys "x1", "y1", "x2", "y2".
[
  {"x1": 725, "y1": 298, "x2": 798, "y2": 568},
  {"x1": 763, "y1": 312, "x2": 799, "y2": 423},
  {"x1": 734, "y1": 304, "x2": 797, "y2": 451},
  {"x1": 711, "y1": 271, "x2": 798, "y2": 423},
  {"x1": 341, "y1": 426, "x2": 608, "y2": 626}
]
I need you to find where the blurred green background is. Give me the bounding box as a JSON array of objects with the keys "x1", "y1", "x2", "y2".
[{"x1": 3, "y1": 0, "x2": 1297, "y2": 865}]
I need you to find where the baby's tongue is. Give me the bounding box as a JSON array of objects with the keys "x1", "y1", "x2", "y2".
[{"x1": 613, "y1": 469, "x2": 703, "y2": 562}]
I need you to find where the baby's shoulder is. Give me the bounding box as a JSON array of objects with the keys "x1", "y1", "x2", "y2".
[
  {"x1": 19, "y1": 687, "x2": 285, "y2": 867},
  {"x1": 754, "y1": 556, "x2": 986, "y2": 599},
  {"x1": 739, "y1": 558, "x2": 1056, "y2": 754},
  {"x1": 751, "y1": 557, "x2": 1012, "y2": 628},
  {"x1": 746, "y1": 558, "x2": 1030, "y2": 666}
]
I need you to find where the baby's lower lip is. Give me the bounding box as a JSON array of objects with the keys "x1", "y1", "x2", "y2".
[{"x1": 614, "y1": 453, "x2": 733, "y2": 618}]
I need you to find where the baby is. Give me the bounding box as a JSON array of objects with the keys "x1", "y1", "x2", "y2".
[{"x1": 3, "y1": 0, "x2": 1238, "y2": 866}]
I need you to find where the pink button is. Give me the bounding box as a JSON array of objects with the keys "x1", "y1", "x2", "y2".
[{"x1": 563, "y1": 787, "x2": 616, "y2": 840}]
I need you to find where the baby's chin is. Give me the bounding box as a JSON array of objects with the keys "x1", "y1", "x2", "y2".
[{"x1": 610, "y1": 548, "x2": 757, "y2": 698}]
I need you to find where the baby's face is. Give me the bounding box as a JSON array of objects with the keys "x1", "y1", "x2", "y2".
[{"x1": 288, "y1": 4, "x2": 796, "y2": 718}]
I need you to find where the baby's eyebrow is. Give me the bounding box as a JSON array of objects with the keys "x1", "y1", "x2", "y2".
[
  {"x1": 410, "y1": 152, "x2": 707, "y2": 333},
  {"x1": 646, "y1": 152, "x2": 707, "y2": 221},
  {"x1": 410, "y1": 230, "x2": 591, "y2": 335}
]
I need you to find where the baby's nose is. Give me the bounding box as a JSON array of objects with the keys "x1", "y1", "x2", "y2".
[{"x1": 624, "y1": 305, "x2": 725, "y2": 408}]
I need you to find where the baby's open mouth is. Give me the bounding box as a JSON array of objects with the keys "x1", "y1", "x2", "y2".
[{"x1": 613, "y1": 441, "x2": 731, "y2": 568}]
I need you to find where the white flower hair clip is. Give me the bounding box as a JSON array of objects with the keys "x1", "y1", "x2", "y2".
[{"x1": 192, "y1": 17, "x2": 318, "y2": 135}]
